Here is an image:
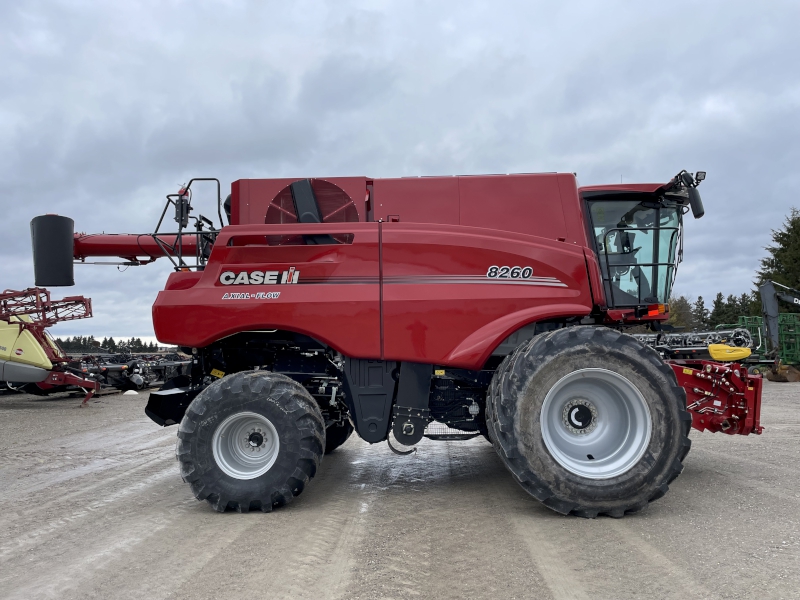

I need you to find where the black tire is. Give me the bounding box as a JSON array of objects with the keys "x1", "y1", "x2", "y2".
[
  {"x1": 176, "y1": 371, "x2": 325, "y2": 513},
  {"x1": 21, "y1": 383, "x2": 52, "y2": 396},
  {"x1": 486, "y1": 326, "x2": 691, "y2": 518},
  {"x1": 324, "y1": 421, "x2": 354, "y2": 454}
]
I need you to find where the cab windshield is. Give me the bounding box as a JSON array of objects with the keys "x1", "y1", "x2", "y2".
[{"x1": 586, "y1": 199, "x2": 681, "y2": 307}]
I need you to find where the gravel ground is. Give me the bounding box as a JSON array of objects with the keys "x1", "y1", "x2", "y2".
[{"x1": 0, "y1": 381, "x2": 798, "y2": 600}]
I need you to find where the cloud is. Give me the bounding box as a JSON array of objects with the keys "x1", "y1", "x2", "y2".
[{"x1": 2, "y1": 0, "x2": 799, "y2": 339}]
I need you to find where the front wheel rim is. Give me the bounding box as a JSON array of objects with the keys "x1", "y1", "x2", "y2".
[
  {"x1": 540, "y1": 368, "x2": 652, "y2": 479},
  {"x1": 212, "y1": 411, "x2": 280, "y2": 480}
]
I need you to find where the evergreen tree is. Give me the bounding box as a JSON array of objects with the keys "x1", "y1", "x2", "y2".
[
  {"x1": 667, "y1": 296, "x2": 693, "y2": 329},
  {"x1": 756, "y1": 207, "x2": 800, "y2": 313},
  {"x1": 738, "y1": 293, "x2": 751, "y2": 317},
  {"x1": 691, "y1": 296, "x2": 709, "y2": 329},
  {"x1": 727, "y1": 295, "x2": 740, "y2": 322},
  {"x1": 709, "y1": 293, "x2": 726, "y2": 328}
]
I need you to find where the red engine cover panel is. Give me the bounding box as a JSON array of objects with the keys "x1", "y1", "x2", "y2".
[
  {"x1": 381, "y1": 223, "x2": 592, "y2": 367},
  {"x1": 153, "y1": 223, "x2": 382, "y2": 358},
  {"x1": 152, "y1": 221, "x2": 594, "y2": 369}
]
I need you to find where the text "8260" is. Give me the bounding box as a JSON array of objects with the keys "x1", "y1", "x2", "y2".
[{"x1": 486, "y1": 266, "x2": 533, "y2": 279}]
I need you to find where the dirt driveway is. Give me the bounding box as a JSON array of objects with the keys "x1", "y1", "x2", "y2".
[{"x1": 0, "y1": 382, "x2": 798, "y2": 599}]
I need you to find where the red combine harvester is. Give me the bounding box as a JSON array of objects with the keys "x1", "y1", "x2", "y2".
[
  {"x1": 0, "y1": 287, "x2": 100, "y2": 403},
  {"x1": 31, "y1": 170, "x2": 763, "y2": 517}
]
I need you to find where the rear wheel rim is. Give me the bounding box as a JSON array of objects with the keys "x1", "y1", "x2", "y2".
[
  {"x1": 540, "y1": 368, "x2": 651, "y2": 479},
  {"x1": 212, "y1": 411, "x2": 280, "y2": 480}
]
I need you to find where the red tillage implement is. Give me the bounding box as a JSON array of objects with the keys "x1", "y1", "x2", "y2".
[
  {"x1": 30, "y1": 170, "x2": 762, "y2": 517},
  {"x1": 0, "y1": 288, "x2": 100, "y2": 404}
]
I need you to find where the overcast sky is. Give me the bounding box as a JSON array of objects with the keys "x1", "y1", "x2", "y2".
[{"x1": 2, "y1": 0, "x2": 799, "y2": 341}]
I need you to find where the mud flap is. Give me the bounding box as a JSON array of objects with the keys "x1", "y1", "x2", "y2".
[
  {"x1": 145, "y1": 387, "x2": 202, "y2": 426},
  {"x1": 342, "y1": 358, "x2": 397, "y2": 443}
]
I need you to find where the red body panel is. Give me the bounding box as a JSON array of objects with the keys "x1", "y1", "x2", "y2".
[
  {"x1": 65, "y1": 173, "x2": 634, "y2": 367},
  {"x1": 150, "y1": 219, "x2": 594, "y2": 369},
  {"x1": 380, "y1": 223, "x2": 592, "y2": 367},
  {"x1": 153, "y1": 223, "x2": 382, "y2": 358},
  {"x1": 144, "y1": 173, "x2": 601, "y2": 368},
  {"x1": 372, "y1": 177, "x2": 460, "y2": 224},
  {"x1": 66, "y1": 174, "x2": 681, "y2": 362}
]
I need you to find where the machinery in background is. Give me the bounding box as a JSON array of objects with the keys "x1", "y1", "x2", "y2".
[
  {"x1": 0, "y1": 287, "x2": 100, "y2": 404},
  {"x1": 0, "y1": 288, "x2": 190, "y2": 400},
  {"x1": 757, "y1": 280, "x2": 800, "y2": 381},
  {"x1": 73, "y1": 352, "x2": 190, "y2": 390},
  {"x1": 634, "y1": 327, "x2": 754, "y2": 360},
  {"x1": 636, "y1": 280, "x2": 800, "y2": 382}
]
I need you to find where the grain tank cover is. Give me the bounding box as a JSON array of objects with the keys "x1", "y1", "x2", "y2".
[{"x1": 31, "y1": 215, "x2": 75, "y2": 287}]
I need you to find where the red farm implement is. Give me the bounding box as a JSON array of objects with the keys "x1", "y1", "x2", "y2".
[{"x1": 0, "y1": 287, "x2": 100, "y2": 404}]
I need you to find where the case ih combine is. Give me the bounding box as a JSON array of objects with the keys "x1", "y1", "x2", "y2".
[{"x1": 31, "y1": 170, "x2": 763, "y2": 517}]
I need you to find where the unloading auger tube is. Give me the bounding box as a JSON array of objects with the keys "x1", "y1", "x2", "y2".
[{"x1": 28, "y1": 170, "x2": 763, "y2": 517}]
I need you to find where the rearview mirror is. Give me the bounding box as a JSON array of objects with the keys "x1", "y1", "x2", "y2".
[{"x1": 688, "y1": 187, "x2": 705, "y2": 219}]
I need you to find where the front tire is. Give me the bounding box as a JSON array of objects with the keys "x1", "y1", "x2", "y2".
[
  {"x1": 486, "y1": 326, "x2": 691, "y2": 518},
  {"x1": 176, "y1": 371, "x2": 325, "y2": 513}
]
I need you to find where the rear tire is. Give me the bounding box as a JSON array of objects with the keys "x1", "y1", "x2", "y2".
[
  {"x1": 176, "y1": 371, "x2": 325, "y2": 513},
  {"x1": 486, "y1": 326, "x2": 691, "y2": 518}
]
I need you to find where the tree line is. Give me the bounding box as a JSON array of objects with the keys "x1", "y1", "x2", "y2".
[
  {"x1": 668, "y1": 208, "x2": 800, "y2": 330},
  {"x1": 55, "y1": 335, "x2": 160, "y2": 354}
]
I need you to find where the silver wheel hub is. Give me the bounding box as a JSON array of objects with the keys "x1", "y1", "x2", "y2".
[
  {"x1": 562, "y1": 398, "x2": 598, "y2": 434},
  {"x1": 212, "y1": 411, "x2": 280, "y2": 480},
  {"x1": 541, "y1": 368, "x2": 652, "y2": 480}
]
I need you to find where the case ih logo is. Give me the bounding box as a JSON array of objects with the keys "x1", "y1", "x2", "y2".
[{"x1": 220, "y1": 267, "x2": 299, "y2": 286}]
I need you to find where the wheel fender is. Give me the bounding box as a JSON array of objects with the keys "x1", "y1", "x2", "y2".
[{"x1": 444, "y1": 303, "x2": 592, "y2": 369}]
